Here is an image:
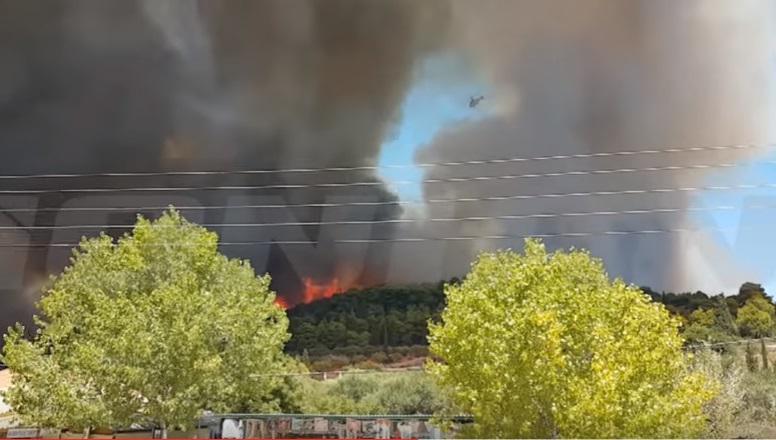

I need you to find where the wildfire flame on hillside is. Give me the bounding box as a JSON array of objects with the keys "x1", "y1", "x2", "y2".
[
  {"x1": 275, "y1": 296, "x2": 290, "y2": 310},
  {"x1": 303, "y1": 277, "x2": 344, "y2": 304},
  {"x1": 275, "y1": 265, "x2": 369, "y2": 309},
  {"x1": 275, "y1": 276, "x2": 360, "y2": 310}
]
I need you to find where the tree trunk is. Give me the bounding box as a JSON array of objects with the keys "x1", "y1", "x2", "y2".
[
  {"x1": 762, "y1": 337, "x2": 769, "y2": 371},
  {"x1": 746, "y1": 342, "x2": 758, "y2": 371}
]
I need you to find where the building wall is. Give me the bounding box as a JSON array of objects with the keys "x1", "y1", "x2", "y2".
[{"x1": 0, "y1": 369, "x2": 11, "y2": 415}]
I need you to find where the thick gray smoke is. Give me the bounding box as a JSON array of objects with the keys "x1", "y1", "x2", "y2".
[
  {"x1": 388, "y1": 0, "x2": 776, "y2": 294},
  {"x1": 0, "y1": 0, "x2": 449, "y2": 333},
  {"x1": 1, "y1": 0, "x2": 774, "y2": 339}
]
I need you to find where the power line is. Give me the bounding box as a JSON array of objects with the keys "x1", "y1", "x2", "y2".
[
  {"x1": 0, "y1": 225, "x2": 737, "y2": 248},
  {"x1": 0, "y1": 143, "x2": 761, "y2": 180},
  {"x1": 1, "y1": 203, "x2": 775, "y2": 231},
  {"x1": 0, "y1": 161, "x2": 745, "y2": 194},
  {"x1": 2, "y1": 181, "x2": 776, "y2": 214},
  {"x1": 424, "y1": 182, "x2": 776, "y2": 203}
]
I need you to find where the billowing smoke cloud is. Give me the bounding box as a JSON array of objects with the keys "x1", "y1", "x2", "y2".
[
  {"x1": 0, "y1": 0, "x2": 450, "y2": 334},
  {"x1": 390, "y1": 0, "x2": 776, "y2": 294},
  {"x1": 1, "y1": 0, "x2": 775, "y2": 341}
]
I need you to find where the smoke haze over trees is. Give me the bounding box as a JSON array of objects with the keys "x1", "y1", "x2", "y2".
[
  {"x1": 0, "y1": 0, "x2": 449, "y2": 333},
  {"x1": 1, "y1": 1, "x2": 776, "y2": 343}
]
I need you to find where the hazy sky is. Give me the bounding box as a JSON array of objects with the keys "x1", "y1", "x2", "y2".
[{"x1": 694, "y1": 150, "x2": 776, "y2": 294}]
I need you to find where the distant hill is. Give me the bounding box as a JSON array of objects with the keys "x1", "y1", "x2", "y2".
[
  {"x1": 643, "y1": 281, "x2": 771, "y2": 318},
  {"x1": 285, "y1": 280, "x2": 773, "y2": 367},
  {"x1": 285, "y1": 282, "x2": 448, "y2": 356}
]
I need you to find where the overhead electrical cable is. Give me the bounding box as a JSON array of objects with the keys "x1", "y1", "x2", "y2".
[
  {"x1": 2, "y1": 181, "x2": 775, "y2": 213},
  {"x1": 1, "y1": 203, "x2": 775, "y2": 231},
  {"x1": 0, "y1": 162, "x2": 748, "y2": 194},
  {"x1": 0, "y1": 142, "x2": 762, "y2": 180},
  {"x1": 0, "y1": 225, "x2": 739, "y2": 248}
]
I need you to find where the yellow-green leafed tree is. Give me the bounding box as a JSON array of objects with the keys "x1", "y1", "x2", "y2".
[
  {"x1": 427, "y1": 239, "x2": 718, "y2": 438},
  {"x1": 735, "y1": 293, "x2": 775, "y2": 370},
  {"x1": 736, "y1": 293, "x2": 775, "y2": 338},
  {"x1": 2, "y1": 209, "x2": 290, "y2": 435}
]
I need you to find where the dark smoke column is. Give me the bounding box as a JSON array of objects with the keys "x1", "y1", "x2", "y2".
[
  {"x1": 0, "y1": 0, "x2": 451, "y2": 338},
  {"x1": 398, "y1": 0, "x2": 776, "y2": 294}
]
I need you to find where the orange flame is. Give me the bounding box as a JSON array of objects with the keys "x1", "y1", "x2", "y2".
[
  {"x1": 276, "y1": 272, "x2": 365, "y2": 309},
  {"x1": 275, "y1": 296, "x2": 290, "y2": 310},
  {"x1": 302, "y1": 277, "x2": 343, "y2": 304}
]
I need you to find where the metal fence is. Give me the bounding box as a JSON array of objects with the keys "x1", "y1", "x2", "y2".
[
  {"x1": 205, "y1": 413, "x2": 473, "y2": 439},
  {"x1": 0, "y1": 414, "x2": 474, "y2": 439}
]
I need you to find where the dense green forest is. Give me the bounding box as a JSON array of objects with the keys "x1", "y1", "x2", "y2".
[
  {"x1": 286, "y1": 282, "x2": 449, "y2": 356},
  {"x1": 286, "y1": 280, "x2": 775, "y2": 363},
  {"x1": 644, "y1": 282, "x2": 771, "y2": 318}
]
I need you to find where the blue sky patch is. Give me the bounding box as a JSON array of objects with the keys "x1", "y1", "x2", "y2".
[
  {"x1": 378, "y1": 53, "x2": 489, "y2": 201},
  {"x1": 694, "y1": 150, "x2": 776, "y2": 293}
]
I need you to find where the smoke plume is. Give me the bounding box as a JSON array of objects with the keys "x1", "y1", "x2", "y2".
[
  {"x1": 1, "y1": 0, "x2": 775, "y2": 341},
  {"x1": 391, "y1": 0, "x2": 776, "y2": 294},
  {"x1": 0, "y1": 0, "x2": 449, "y2": 333}
]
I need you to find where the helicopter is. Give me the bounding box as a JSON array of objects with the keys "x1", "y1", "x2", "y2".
[{"x1": 469, "y1": 95, "x2": 484, "y2": 108}]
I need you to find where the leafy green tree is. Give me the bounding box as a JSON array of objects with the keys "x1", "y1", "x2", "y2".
[
  {"x1": 714, "y1": 296, "x2": 739, "y2": 336},
  {"x1": 645, "y1": 286, "x2": 769, "y2": 322},
  {"x1": 428, "y1": 239, "x2": 718, "y2": 438},
  {"x1": 363, "y1": 373, "x2": 450, "y2": 415},
  {"x1": 683, "y1": 305, "x2": 738, "y2": 345},
  {"x1": 736, "y1": 293, "x2": 775, "y2": 370},
  {"x1": 2, "y1": 210, "x2": 290, "y2": 434},
  {"x1": 737, "y1": 282, "x2": 770, "y2": 307},
  {"x1": 293, "y1": 372, "x2": 451, "y2": 416},
  {"x1": 690, "y1": 308, "x2": 715, "y2": 327},
  {"x1": 736, "y1": 293, "x2": 775, "y2": 338}
]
